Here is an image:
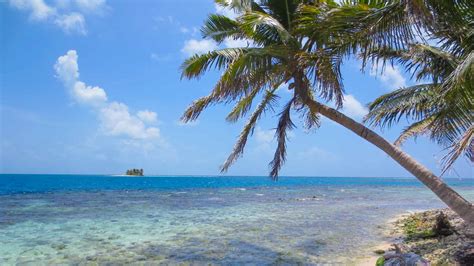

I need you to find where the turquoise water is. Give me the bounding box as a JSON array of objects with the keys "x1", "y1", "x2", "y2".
[{"x1": 1, "y1": 175, "x2": 473, "y2": 264}]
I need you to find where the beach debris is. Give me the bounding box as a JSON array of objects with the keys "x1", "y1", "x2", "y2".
[
  {"x1": 373, "y1": 249, "x2": 385, "y2": 255},
  {"x1": 388, "y1": 209, "x2": 474, "y2": 264},
  {"x1": 432, "y1": 211, "x2": 454, "y2": 236},
  {"x1": 295, "y1": 196, "x2": 321, "y2": 201},
  {"x1": 381, "y1": 253, "x2": 430, "y2": 266},
  {"x1": 453, "y1": 243, "x2": 474, "y2": 265}
]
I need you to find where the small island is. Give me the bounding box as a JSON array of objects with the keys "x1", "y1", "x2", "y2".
[{"x1": 125, "y1": 169, "x2": 144, "y2": 176}]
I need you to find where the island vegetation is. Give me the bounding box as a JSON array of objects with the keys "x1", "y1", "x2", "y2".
[{"x1": 125, "y1": 169, "x2": 144, "y2": 176}]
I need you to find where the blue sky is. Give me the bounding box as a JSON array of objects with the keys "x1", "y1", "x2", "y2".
[{"x1": 1, "y1": 0, "x2": 472, "y2": 178}]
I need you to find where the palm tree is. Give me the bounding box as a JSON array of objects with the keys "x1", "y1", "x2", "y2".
[
  {"x1": 180, "y1": 0, "x2": 473, "y2": 225},
  {"x1": 364, "y1": 44, "x2": 473, "y2": 173},
  {"x1": 347, "y1": 1, "x2": 473, "y2": 174},
  {"x1": 299, "y1": 0, "x2": 473, "y2": 218},
  {"x1": 311, "y1": 0, "x2": 472, "y2": 173}
]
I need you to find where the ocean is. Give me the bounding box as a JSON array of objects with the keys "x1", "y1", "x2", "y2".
[{"x1": 1, "y1": 174, "x2": 473, "y2": 264}]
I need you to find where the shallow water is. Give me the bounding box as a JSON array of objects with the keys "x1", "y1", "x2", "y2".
[{"x1": 0, "y1": 175, "x2": 473, "y2": 265}]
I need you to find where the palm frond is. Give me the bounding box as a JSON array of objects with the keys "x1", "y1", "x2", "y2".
[
  {"x1": 210, "y1": 47, "x2": 287, "y2": 101},
  {"x1": 181, "y1": 48, "x2": 247, "y2": 79},
  {"x1": 269, "y1": 98, "x2": 295, "y2": 179},
  {"x1": 201, "y1": 14, "x2": 243, "y2": 43},
  {"x1": 215, "y1": 0, "x2": 266, "y2": 14},
  {"x1": 302, "y1": 104, "x2": 321, "y2": 131},
  {"x1": 442, "y1": 51, "x2": 473, "y2": 93},
  {"x1": 428, "y1": 100, "x2": 472, "y2": 146},
  {"x1": 181, "y1": 95, "x2": 217, "y2": 123},
  {"x1": 226, "y1": 86, "x2": 261, "y2": 122},
  {"x1": 221, "y1": 89, "x2": 279, "y2": 172},
  {"x1": 404, "y1": 44, "x2": 458, "y2": 83},
  {"x1": 299, "y1": 50, "x2": 344, "y2": 107},
  {"x1": 441, "y1": 126, "x2": 473, "y2": 175},
  {"x1": 394, "y1": 116, "x2": 434, "y2": 146},
  {"x1": 365, "y1": 84, "x2": 438, "y2": 128},
  {"x1": 239, "y1": 11, "x2": 296, "y2": 46}
]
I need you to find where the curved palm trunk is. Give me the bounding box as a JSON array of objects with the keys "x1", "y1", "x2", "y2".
[{"x1": 307, "y1": 100, "x2": 474, "y2": 226}]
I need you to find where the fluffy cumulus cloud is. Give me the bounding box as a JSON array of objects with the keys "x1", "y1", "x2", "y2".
[
  {"x1": 72, "y1": 81, "x2": 107, "y2": 105},
  {"x1": 8, "y1": 0, "x2": 107, "y2": 35},
  {"x1": 137, "y1": 110, "x2": 158, "y2": 124},
  {"x1": 181, "y1": 39, "x2": 218, "y2": 56},
  {"x1": 54, "y1": 50, "x2": 160, "y2": 140},
  {"x1": 54, "y1": 50, "x2": 79, "y2": 85},
  {"x1": 99, "y1": 103, "x2": 159, "y2": 139},
  {"x1": 370, "y1": 65, "x2": 406, "y2": 91},
  {"x1": 341, "y1": 94, "x2": 368, "y2": 119},
  {"x1": 54, "y1": 50, "x2": 107, "y2": 105}
]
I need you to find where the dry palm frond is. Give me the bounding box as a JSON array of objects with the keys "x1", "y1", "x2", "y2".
[
  {"x1": 221, "y1": 88, "x2": 279, "y2": 172},
  {"x1": 270, "y1": 98, "x2": 295, "y2": 179}
]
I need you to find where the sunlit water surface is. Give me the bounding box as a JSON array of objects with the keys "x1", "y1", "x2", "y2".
[{"x1": 1, "y1": 175, "x2": 473, "y2": 265}]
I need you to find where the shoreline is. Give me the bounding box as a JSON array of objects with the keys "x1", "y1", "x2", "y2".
[
  {"x1": 357, "y1": 211, "x2": 413, "y2": 265},
  {"x1": 1, "y1": 179, "x2": 472, "y2": 264},
  {"x1": 366, "y1": 208, "x2": 474, "y2": 265}
]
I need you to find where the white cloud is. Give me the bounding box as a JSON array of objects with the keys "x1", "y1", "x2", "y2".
[
  {"x1": 255, "y1": 127, "x2": 274, "y2": 144},
  {"x1": 153, "y1": 16, "x2": 197, "y2": 37},
  {"x1": 8, "y1": 0, "x2": 106, "y2": 35},
  {"x1": 180, "y1": 37, "x2": 253, "y2": 57},
  {"x1": 72, "y1": 81, "x2": 107, "y2": 105},
  {"x1": 53, "y1": 0, "x2": 73, "y2": 10},
  {"x1": 181, "y1": 39, "x2": 218, "y2": 56},
  {"x1": 215, "y1": 1, "x2": 239, "y2": 19},
  {"x1": 224, "y1": 38, "x2": 251, "y2": 48},
  {"x1": 370, "y1": 65, "x2": 406, "y2": 91},
  {"x1": 54, "y1": 50, "x2": 160, "y2": 141},
  {"x1": 54, "y1": 50, "x2": 106, "y2": 106},
  {"x1": 9, "y1": 0, "x2": 55, "y2": 21},
  {"x1": 176, "y1": 120, "x2": 199, "y2": 127},
  {"x1": 181, "y1": 36, "x2": 254, "y2": 57},
  {"x1": 75, "y1": 0, "x2": 106, "y2": 13},
  {"x1": 54, "y1": 12, "x2": 86, "y2": 35},
  {"x1": 99, "y1": 102, "x2": 160, "y2": 140},
  {"x1": 54, "y1": 50, "x2": 79, "y2": 85},
  {"x1": 137, "y1": 110, "x2": 158, "y2": 124},
  {"x1": 341, "y1": 94, "x2": 368, "y2": 119}
]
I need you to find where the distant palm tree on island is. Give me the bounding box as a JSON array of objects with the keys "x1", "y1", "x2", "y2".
[
  {"x1": 125, "y1": 169, "x2": 144, "y2": 176},
  {"x1": 179, "y1": 0, "x2": 473, "y2": 225}
]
